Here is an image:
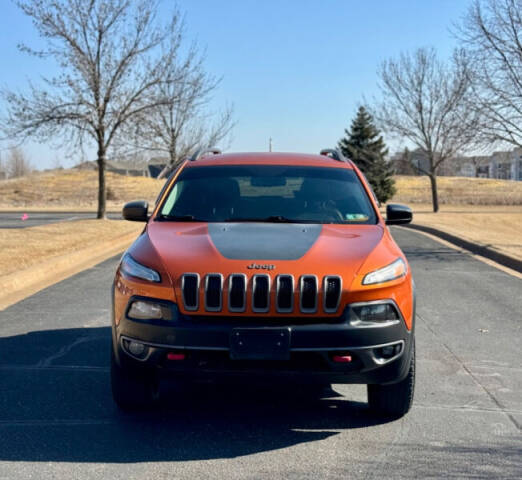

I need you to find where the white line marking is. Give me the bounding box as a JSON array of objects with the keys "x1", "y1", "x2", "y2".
[{"x1": 413, "y1": 403, "x2": 522, "y2": 416}]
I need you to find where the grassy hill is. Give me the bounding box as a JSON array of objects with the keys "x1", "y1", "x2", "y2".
[
  {"x1": 0, "y1": 169, "x2": 163, "y2": 210},
  {"x1": 392, "y1": 175, "x2": 522, "y2": 205},
  {"x1": 1, "y1": 169, "x2": 521, "y2": 210},
  {"x1": 1, "y1": 168, "x2": 520, "y2": 263}
]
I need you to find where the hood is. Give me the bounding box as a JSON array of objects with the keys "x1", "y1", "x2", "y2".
[{"x1": 147, "y1": 221, "x2": 384, "y2": 281}]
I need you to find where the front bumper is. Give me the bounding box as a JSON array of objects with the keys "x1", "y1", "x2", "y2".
[{"x1": 112, "y1": 298, "x2": 414, "y2": 385}]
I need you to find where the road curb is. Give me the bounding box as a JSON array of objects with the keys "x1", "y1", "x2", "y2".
[
  {"x1": 404, "y1": 223, "x2": 522, "y2": 273},
  {"x1": 0, "y1": 231, "x2": 137, "y2": 311}
]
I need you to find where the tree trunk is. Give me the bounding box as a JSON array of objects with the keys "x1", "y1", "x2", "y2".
[
  {"x1": 169, "y1": 142, "x2": 177, "y2": 167},
  {"x1": 428, "y1": 172, "x2": 439, "y2": 213},
  {"x1": 169, "y1": 148, "x2": 176, "y2": 167},
  {"x1": 97, "y1": 148, "x2": 107, "y2": 219}
]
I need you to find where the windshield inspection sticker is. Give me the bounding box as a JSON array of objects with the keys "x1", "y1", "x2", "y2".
[{"x1": 345, "y1": 213, "x2": 369, "y2": 221}]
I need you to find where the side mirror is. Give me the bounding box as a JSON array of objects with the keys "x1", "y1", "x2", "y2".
[
  {"x1": 122, "y1": 200, "x2": 149, "y2": 222},
  {"x1": 386, "y1": 204, "x2": 412, "y2": 225}
]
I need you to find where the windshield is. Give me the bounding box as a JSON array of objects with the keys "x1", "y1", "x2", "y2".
[{"x1": 158, "y1": 165, "x2": 377, "y2": 224}]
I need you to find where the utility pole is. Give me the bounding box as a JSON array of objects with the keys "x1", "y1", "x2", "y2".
[{"x1": 269, "y1": 137, "x2": 272, "y2": 152}]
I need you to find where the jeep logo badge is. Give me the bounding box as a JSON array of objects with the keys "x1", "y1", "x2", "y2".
[{"x1": 247, "y1": 263, "x2": 275, "y2": 271}]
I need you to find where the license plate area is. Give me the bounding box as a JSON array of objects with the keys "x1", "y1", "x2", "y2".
[{"x1": 230, "y1": 328, "x2": 291, "y2": 360}]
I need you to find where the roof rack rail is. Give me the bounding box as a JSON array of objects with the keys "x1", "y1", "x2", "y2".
[
  {"x1": 319, "y1": 148, "x2": 347, "y2": 162},
  {"x1": 189, "y1": 148, "x2": 222, "y2": 162}
]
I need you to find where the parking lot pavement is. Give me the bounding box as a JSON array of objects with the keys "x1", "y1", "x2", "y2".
[
  {"x1": 0, "y1": 211, "x2": 121, "y2": 228},
  {"x1": 0, "y1": 227, "x2": 520, "y2": 479}
]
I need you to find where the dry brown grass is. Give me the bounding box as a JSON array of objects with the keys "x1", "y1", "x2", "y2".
[
  {"x1": 1, "y1": 169, "x2": 521, "y2": 264},
  {"x1": 0, "y1": 219, "x2": 142, "y2": 276},
  {"x1": 2, "y1": 169, "x2": 521, "y2": 209},
  {"x1": 391, "y1": 174, "x2": 522, "y2": 260},
  {"x1": 393, "y1": 175, "x2": 522, "y2": 205},
  {"x1": 404, "y1": 204, "x2": 522, "y2": 261},
  {"x1": 0, "y1": 169, "x2": 163, "y2": 210}
]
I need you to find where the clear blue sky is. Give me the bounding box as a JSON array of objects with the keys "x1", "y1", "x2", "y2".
[{"x1": 0, "y1": 0, "x2": 469, "y2": 169}]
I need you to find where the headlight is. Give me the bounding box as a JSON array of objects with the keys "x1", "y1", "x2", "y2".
[
  {"x1": 120, "y1": 253, "x2": 161, "y2": 283},
  {"x1": 362, "y1": 258, "x2": 406, "y2": 285},
  {"x1": 348, "y1": 302, "x2": 399, "y2": 323}
]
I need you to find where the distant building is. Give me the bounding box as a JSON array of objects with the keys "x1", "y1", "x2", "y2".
[
  {"x1": 455, "y1": 156, "x2": 490, "y2": 178},
  {"x1": 390, "y1": 148, "x2": 522, "y2": 181},
  {"x1": 489, "y1": 149, "x2": 522, "y2": 181},
  {"x1": 490, "y1": 151, "x2": 511, "y2": 179},
  {"x1": 458, "y1": 162, "x2": 475, "y2": 177},
  {"x1": 389, "y1": 151, "x2": 416, "y2": 175},
  {"x1": 390, "y1": 149, "x2": 454, "y2": 176},
  {"x1": 404, "y1": 149, "x2": 431, "y2": 175}
]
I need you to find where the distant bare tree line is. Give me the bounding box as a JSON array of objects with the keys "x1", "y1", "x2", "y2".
[
  {"x1": 373, "y1": 0, "x2": 522, "y2": 212},
  {"x1": 458, "y1": 0, "x2": 522, "y2": 147},
  {"x1": 0, "y1": 0, "x2": 233, "y2": 218},
  {"x1": 0, "y1": 147, "x2": 32, "y2": 179},
  {"x1": 118, "y1": 54, "x2": 234, "y2": 170},
  {"x1": 372, "y1": 48, "x2": 480, "y2": 212},
  {"x1": 3, "y1": 0, "x2": 522, "y2": 215}
]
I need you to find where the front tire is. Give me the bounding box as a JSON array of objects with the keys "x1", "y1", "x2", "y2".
[
  {"x1": 111, "y1": 349, "x2": 157, "y2": 411},
  {"x1": 367, "y1": 340, "x2": 415, "y2": 418}
]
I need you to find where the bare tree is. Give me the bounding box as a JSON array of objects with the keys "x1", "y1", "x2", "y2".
[
  {"x1": 0, "y1": 151, "x2": 6, "y2": 180},
  {"x1": 1, "y1": 0, "x2": 185, "y2": 218},
  {"x1": 467, "y1": 154, "x2": 491, "y2": 177},
  {"x1": 456, "y1": 0, "x2": 522, "y2": 147},
  {"x1": 6, "y1": 146, "x2": 32, "y2": 178},
  {"x1": 392, "y1": 148, "x2": 416, "y2": 175},
  {"x1": 124, "y1": 50, "x2": 234, "y2": 172},
  {"x1": 372, "y1": 47, "x2": 479, "y2": 212}
]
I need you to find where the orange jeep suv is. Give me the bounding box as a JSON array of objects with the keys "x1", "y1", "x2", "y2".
[{"x1": 111, "y1": 149, "x2": 415, "y2": 417}]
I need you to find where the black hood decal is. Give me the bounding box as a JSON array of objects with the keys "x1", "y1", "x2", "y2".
[{"x1": 208, "y1": 223, "x2": 322, "y2": 260}]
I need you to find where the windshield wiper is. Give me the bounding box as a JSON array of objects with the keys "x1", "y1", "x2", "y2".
[
  {"x1": 223, "y1": 215, "x2": 300, "y2": 223},
  {"x1": 156, "y1": 214, "x2": 205, "y2": 222}
]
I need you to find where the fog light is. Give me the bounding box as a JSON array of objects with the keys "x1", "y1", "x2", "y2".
[
  {"x1": 381, "y1": 345, "x2": 395, "y2": 357},
  {"x1": 375, "y1": 343, "x2": 402, "y2": 360},
  {"x1": 128, "y1": 300, "x2": 163, "y2": 320},
  {"x1": 128, "y1": 341, "x2": 146, "y2": 357}
]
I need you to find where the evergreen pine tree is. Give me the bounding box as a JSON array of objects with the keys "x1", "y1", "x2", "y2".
[{"x1": 338, "y1": 106, "x2": 396, "y2": 203}]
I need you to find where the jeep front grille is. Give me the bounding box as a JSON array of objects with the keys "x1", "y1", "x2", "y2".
[
  {"x1": 276, "y1": 274, "x2": 294, "y2": 313},
  {"x1": 299, "y1": 275, "x2": 318, "y2": 313},
  {"x1": 205, "y1": 273, "x2": 223, "y2": 311},
  {"x1": 252, "y1": 274, "x2": 270, "y2": 313},
  {"x1": 323, "y1": 276, "x2": 342, "y2": 313},
  {"x1": 180, "y1": 273, "x2": 342, "y2": 314},
  {"x1": 181, "y1": 273, "x2": 199, "y2": 311},
  {"x1": 228, "y1": 274, "x2": 247, "y2": 312}
]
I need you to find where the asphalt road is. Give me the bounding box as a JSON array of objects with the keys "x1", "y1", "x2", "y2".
[
  {"x1": 0, "y1": 211, "x2": 121, "y2": 228},
  {"x1": 0, "y1": 227, "x2": 520, "y2": 479}
]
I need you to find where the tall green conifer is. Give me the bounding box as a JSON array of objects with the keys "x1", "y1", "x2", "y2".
[{"x1": 338, "y1": 106, "x2": 396, "y2": 203}]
